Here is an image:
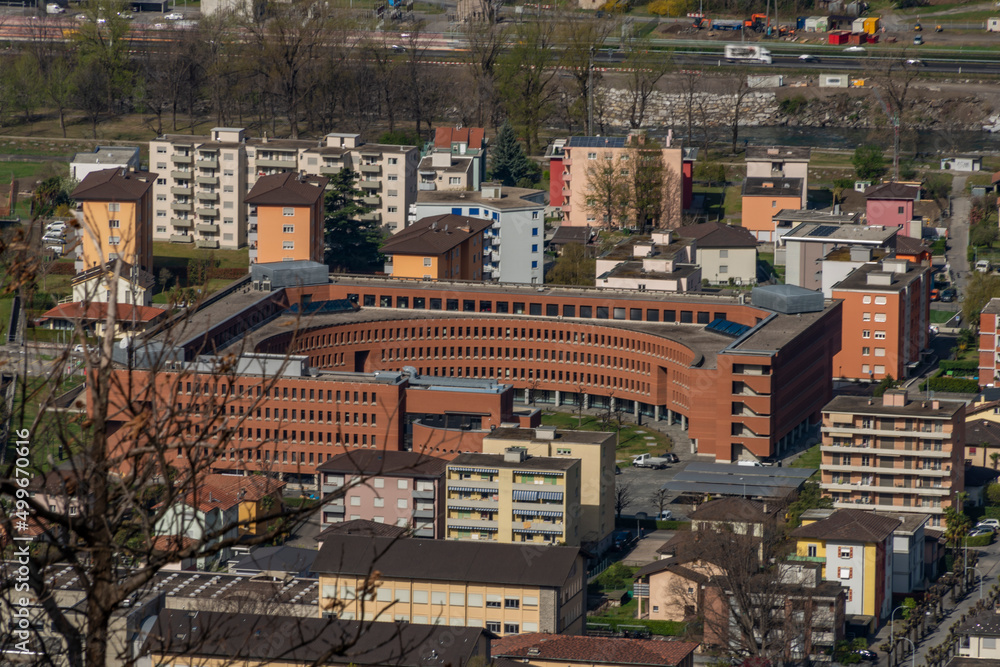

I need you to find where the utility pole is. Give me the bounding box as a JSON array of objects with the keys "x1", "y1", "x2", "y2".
[{"x1": 588, "y1": 46, "x2": 595, "y2": 136}]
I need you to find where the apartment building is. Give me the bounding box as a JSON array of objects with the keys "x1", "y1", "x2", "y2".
[
  {"x1": 595, "y1": 230, "x2": 700, "y2": 292},
  {"x1": 418, "y1": 126, "x2": 488, "y2": 192},
  {"x1": 778, "y1": 221, "x2": 897, "y2": 296},
  {"x1": 382, "y1": 214, "x2": 491, "y2": 281},
  {"x1": 979, "y1": 298, "x2": 1000, "y2": 388},
  {"x1": 819, "y1": 389, "x2": 966, "y2": 525},
  {"x1": 410, "y1": 183, "x2": 546, "y2": 284},
  {"x1": 149, "y1": 129, "x2": 419, "y2": 250},
  {"x1": 315, "y1": 450, "x2": 447, "y2": 537},
  {"x1": 313, "y1": 535, "x2": 586, "y2": 636},
  {"x1": 741, "y1": 177, "x2": 803, "y2": 243},
  {"x1": 831, "y1": 257, "x2": 931, "y2": 382},
  {"x1": 676, "y1": 221, "x2": 757, "y2": 286},
  {"x1": 745, "y1": 146, "x2": 810, "y2": 208},
  {"x1": 70, "y1": 167, "x2": 155, "y2": 276},
  {"x1": 481, "y1": 427, "x2": 615, "y2": 554},
  {"x1": 444, "y1": 449, "x2": 581, "y2": 546},
  {"x1": 245, "y1": 171, "x2": 329, "y2": 264},
  {"x1": 70, "y1": 145, "x2": 140, "y2": 182}
]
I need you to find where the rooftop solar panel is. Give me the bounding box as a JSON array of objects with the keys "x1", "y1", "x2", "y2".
[
  {"x1": 566, "y1": 136, "x2": 627, "y2": 149},
  {"x1": 810, "y1": 225, "x2": 838, "y2": 237}
]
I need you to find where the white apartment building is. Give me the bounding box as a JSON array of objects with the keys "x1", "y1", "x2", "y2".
[
  {"x1": 149, "y1": 129, "x2": 420, "y2": 251},
  {"x1": 409, "y1": 183, "x2": 545, "y2": 284}
]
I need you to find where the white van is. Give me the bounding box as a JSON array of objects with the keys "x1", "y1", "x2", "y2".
[{"x1": 737, "y1": 460, "x2": 764, "y2": 467}]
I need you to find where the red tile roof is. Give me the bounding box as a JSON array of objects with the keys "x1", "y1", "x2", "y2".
[
  {"x1": 70, "y1": 168, "x2": 156, "y2": 201},
  {"x1": 491, "y1": 634, "x2": 699, "y2": 667},
  {"x1": 39, "y1": 302, "x2": 167, "y2": 324},
  {"x1": 245, "y1": 171, "x2": 328, "y2": 207},
  {"x1": 202, "y1": 473, "x2": 285, "y2": 502},
  {"x1": 434, "y1": 127, "x2": 485, "y2": 151},
  {"x1": 150, "y1": 535, "x2": 197, "y2": 552}
]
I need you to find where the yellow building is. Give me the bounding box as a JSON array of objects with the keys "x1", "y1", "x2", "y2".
[
  {"x1": 313, "y1": 534, "x2": 585, "y2": 637},
  {"x1": 481, "y1": 427, "x2": 615, "y2": 553},
  {"x1": 790, "y1": 509, "x2": 899, "y2": 629},
  {"x1": 964, "y1": 400, "x2": 1000, "y2": 467},
  {"x1": 382, "y1": 214, "x2": 491, "y2": 281},
  {"x1": 70, "y1": 167, "x2": 156, "y2": 276},
  {"x1": 445, "y1": 449, "x2": 581, "y2": 545},
  {"x1": 143, "y1": 609, "x2": 491, "y2": 667}
]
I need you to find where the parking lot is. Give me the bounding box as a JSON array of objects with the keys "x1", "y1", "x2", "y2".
[{"x1": 616, "y1": 460, "x2": 693, "y2": 521}]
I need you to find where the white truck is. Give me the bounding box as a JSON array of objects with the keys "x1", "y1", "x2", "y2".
[
  {"x1": 632, "y1": 453, "x2": 670, "y2": 469},
  {"x1": 724, "y1": 44, "x2": 773, "y2": 64},
  {"x1": 46, "y1": 3, "x2": 65, "y2": 13}
]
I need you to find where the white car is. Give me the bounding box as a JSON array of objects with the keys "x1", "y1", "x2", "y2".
[
  {"x1": 798, "y1": 54, "x2": 820, "y2": 62},
  {"x1": 979, "y1": 519, "x2": 1000, "y2": 529},
  {"x1": 844, "y1": 46, "x2": 866, "y2": 52},
  {"x1": 905, "y1": 58, "x2": 924, "y2": 66},
  {"x1": 45, "y1": 245, "x2": 62, "y2": 256},
  {"x1": 164, "y1": 12, "x2": 183, "y2": 19},
  {"x1": 152, "y1": 22, "x2": 166, "y2": 28}
]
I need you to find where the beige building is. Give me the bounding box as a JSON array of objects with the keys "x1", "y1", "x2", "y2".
[
  {"x1": 418, "y1": 127, "x2": 488, "y2": 192},
  {"x1": 595, "y1": 230, "x2": 700, "y2": 292},
  {"x1": 149, "y1": 129, "x2": 419, "y2": 250},
  {"x1": 444, "y1": 449, "x2": 582, "y2": 546},
  {"x1": 676, "y1": 221, "x2": 758, "y2": 286},
  {"x1": 746, "y1": 146, "x2": 810, "y2": 208},
  {"x1": 819, "y1": 390, "x2": 966, "y2": 526},
  {"x1": 482, "y1": 427, "x2": 615, "y2": 554},
  {"x1": 958, "y1": 610, "x2": 1000, "y2": 659},
  {"x1": 313, "y1": 534, "x2": 586, "y2": 637}
]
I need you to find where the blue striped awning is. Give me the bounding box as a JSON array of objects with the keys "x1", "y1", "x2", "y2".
[
  {"x1": 539, "y1": 492, "x2": 564, "y2": 501},
  {"x1": 513, "y1": 509, "x2": 563, "y2": 518},
  {"x1": 449, "y1": 467, "x2": 498, "y2": 475},
  {"x1": 448, "y1": 487, "x2": 478, "y2": 493},
  {"x1": 513, "y1": 528, "x2": 564, "y2": 535},
  {"x1": 448, "y1": 506, "x2": 486, "y2": 512},
  {"x1": 452, "y1": 524, "x2": 498, "y2": 532},
  {"x1": 513, "y1": 490, "x2": 539, "y2": 502},
  {"x1": 514, "y1": 470, "x2": 564, "y2": 477}
]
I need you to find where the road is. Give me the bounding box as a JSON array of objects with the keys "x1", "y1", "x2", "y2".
[{"x1": 947, "y1": 175, "x2": 972, "y2": 297}]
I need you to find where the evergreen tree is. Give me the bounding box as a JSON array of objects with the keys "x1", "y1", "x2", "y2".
[
  {"x1": 324, "y1": 168, "x2": 384, "y2": 273},
  {"x1": 852, "y1": 145, "x2": 887, "y2": 181},
  {"x1": 489, "y1": 121, "x2": 536, "y2": 187}
]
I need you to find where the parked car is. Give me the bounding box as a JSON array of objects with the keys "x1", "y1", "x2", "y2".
[
  {"x1": 657, "y1": 510, "x2": 674, "y2": 521},
  {"x1": 977, "y1": 259, "x2": 991, "y2": 273},
  {"x1": 854, "y1": 650, "x2": 878, "y2": 662},
  {"x1": 737, "y1": 460, "x2": 764, "y2": 467},
  {"x1": 613, "y1": 530, "x2": 634, "y2": 550},
  {"x1": 978, "y1": 519, "x2": 1000, "y2": 529},
  {"x1": 975, "y1": 523, "x2": 997, "y2": 534},
  {"x1": 663, "y1": 452, "x2": 680, "y2": 463},
  {"x1": 969, "y1": 528, "x2": 994, "y2": 538},
  {"x1": 46, "y1": 221, "x2": 67, "y2": 231},
  {"x1": 930, "y1": 288, "x2": 940, "y2": 301},
  {"x1": 905, "y1": 59, "x2": 924, "y2": 66},
  {"x1": 940, "y1": 288, "x2": 957, "y2": 302},
  {"x1": 45, "y1": 245, "x2": 62, "y2": 256},
  {"x1": 164, "y1": 12, "x2": 183, "y2": 19},
  {"x1": 913, "y1": 34, "x2": 924, "y2": 45},
  {"x1": 844, "y1": 46, "x2": 866, "y2": 52}
]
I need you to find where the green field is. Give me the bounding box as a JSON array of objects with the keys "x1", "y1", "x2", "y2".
[
  {"x1": 791, "y1": 444, "x2": 821, "y2": 469},
  {"x1": 587, "y1": 599, "x2": 688, "y2": 637},
  {"x1": 540, "y1": 410, "x2": 673, "y2": 461}
]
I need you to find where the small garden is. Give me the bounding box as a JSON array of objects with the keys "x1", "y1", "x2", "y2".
[
  {"x1": 586, "y1": 563, "x2": 688, "y2": 637},
  {"x1": 540, "y1": 410, "x2": 673, "y2": 461}
]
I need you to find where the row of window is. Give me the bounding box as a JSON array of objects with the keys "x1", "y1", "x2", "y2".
[{"x1": 179, "y1": 382, "x2": 379, "y2": 405}]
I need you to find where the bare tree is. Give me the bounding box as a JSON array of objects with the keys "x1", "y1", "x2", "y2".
[
  {"x1": 679, "y1": 69, "x2": 702, "y2": 146},
  {"x1": 496, "y1": 21, "x2": 559, "y2": 154},
  {"x1": 620, "y1": 33, "x2": 672, "y2": 129},
  {"x1": 557, "y1": 16, "x2": 616, "y2": 133},
  {"x1": 650, "y1": 487, "x2": 670, "y2": 517},
  {"x1": 584, "y1": 153, "x2": 630, "y2": 229},
  {"x1": 660, "y1": 164, "x2": 683, "y2": 230},
  {"x1": 614, "y1": 479, "x2": 635, "y2": 518},
  {"x1": 463, "y1": 19, "x2": 509, "y2": 128},
  {"x1": 724, "y1": 67, "x2": 753, "y2": 155}
]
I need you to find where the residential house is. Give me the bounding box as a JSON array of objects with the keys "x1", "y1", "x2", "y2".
[
  {"x1": 865, "y1": 182, "x2": 922, "y2": 239},
  {"x1": 382, "y1": 214, "x2": 491, "y2": 281},
  {"x1": 831, "y1": 257, "x2": 931, "y2": 382},
  {"x1": 36, "y1": 301, "x2": 168, "y2": 338},
  {"x1": 481, "y1": 427, "x2": 615, "y2": 555},
  {"x1": 676, "y1": 221, "x2": 757, "y2": 286},
  {"x1": 70, "y1": 167, "x2": 156, "y2": 276},
  {"x1": 964, "y1": 418, "x2": 1000, "y2": 468},
  {"x1": 491, "y1": 634, "x2": 699, "y2": 667},
  {"x1": 772, "y1": 209, "x2": 862, "y2": 253},
  {"x1": 418, "y1": 126, "x2": 488, "y2": 192},
  {"x1": 27, "y1": 471, "x2": 83, "y2": 519},
  {"x1": 245, "y1": 171, "x2": 329, "y2": 265},
  {"x1": 941, "y1": 156, "x2": 982, "y2": 172},
  {"x1": 444, "y1": 448, "x2": 582, "y2": 546},
  {"x1": 745, "y1": 146, "x2": 810, "y2": 208},
  {"x1": 777, "y1": 219, "x2": 896, "y2": 296},
  {"x1": 549, "y1": 225, "x2": 596, "y2": 257},
  {"x1": 595, "y1": 231, "x2": 700, "y2": 293},
  {"x1": 70, "y1": 146, "x2": 141, "y2": 182},
  {"x1": 791, "y1": 508, "x2": 899, "y2": 629},
  {"x1": 958, "y1": 610, "x2": 1000, "y2": 659},
  {"x1": 206, "y1": 473, "x2": 286, "y2": 535},
  {"x1": 895, "y1": 235, "x2": 933, "y2": 265},
  {"x1": 741, "y1": 178, "x2": 803, "y2": 242},
  {"x1": 980, "y1": 298, "x2": 1000, "y2": 388},
  {"x1": 410, "y1": 183, "x2": 546, "y2": 283},
  {"x1": 313, "y1": 535, "x2": 586, "y2": 636},
  {"x1": 141, "y1": 610, "x2": 492, "y2": 667},
  {"x1": 547, "y1": 133, "x2": 685, "y2": 229},
  {"x1": 819, "y1": 390, "x2": 966, "y2": 525},
  {"x1": 687, "y1": 497, "x2": 782, "y2": 538},
  {"x1": 316, "y1": 450, "x2": 447, "y2": 537},
  {"x1": 70, "y1": 259, "x2": 155, "y2": 307},
  {"x1": 152, "y1": 480, "x2": 240, "y2": 569}
]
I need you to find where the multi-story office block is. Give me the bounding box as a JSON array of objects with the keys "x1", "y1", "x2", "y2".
[{"x1": 819, "y1": 389, "x2": 965, "y2": 526}]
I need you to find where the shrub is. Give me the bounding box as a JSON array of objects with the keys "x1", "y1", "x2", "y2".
[
  {"x1": 919, "y1": 376, "x2": 980, "y2": 393},
  {"x1": 694, "y1": 161, "x2": 727, "y2": 185},
  {"x1": 983, "y1": 506, "x2": 1000, "y2": 519},
  {"x1": 48, "y1": 262, "x2": 76, "y2": 276},
  {"x1": 987, "y1": 484, "x2": 1000, "y2": 505},
  {"x1": 594, "y1": 562, "x2": 635, "y2": 591},
  {"x1": 779, "y1": 96, "x2": 808, "y2": 115},
  {"x1": 940, "y1": 360, "x2": 978, "y2": 372},
  {"x1": 967, "y1": 533, "x2": 993, "y2": 547},
  {"x1": 931, "y1": 238, "x2": 947, "y2": 255}
]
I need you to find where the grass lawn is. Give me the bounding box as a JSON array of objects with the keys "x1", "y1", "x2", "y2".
[
  {"x1": 758, "y1": 252, "x2": 784, "y2": 284},
  {"x1": 723, "y1": 185, "x2": 742, "y2": 217},
  {"x1": 930, "y1": 309, "x2": 959, "y2": 324},
  {"x1": 540, "y1": 411, "x2": 673, "y2": 463},
  {"x1": 0, "y1": 297, "x2": 13, "y2": 340},
  {"x1": 966, "y1": 173, "x2": 994, "y2": 191},
  {"x1": 791, "y1": 444, "x2": 821, "y2": 469},
  {"x1": 0, "y1": 161, "x2": 66, "y2": 182},
  {"x1": 153, "y1": 242, "x2": 249, "y2": 269},
  {"x1": 587, "y1": 599, "x2": 688, "y2": 637},
  {"x1": 693, "y1": 185, "x2": 725, "y2": 219}
]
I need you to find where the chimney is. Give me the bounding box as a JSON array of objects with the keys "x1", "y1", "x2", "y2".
[
  {"x1": 503, "y1": 447, "x2": 528, "y2": 462},
  {"x1": 262, "y1": 132, "x2": 268, "y2": 143},
  {"x1": 535, "y1": 426, "x2": 556, "y2": 440},
  {"x1": 882, "y1": 389, "x2": 908, "y2": 407}
]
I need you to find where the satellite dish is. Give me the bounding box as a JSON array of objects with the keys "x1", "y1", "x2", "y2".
[{"x1": 119, "y1": 336, "x2": 133, "y2": 349}]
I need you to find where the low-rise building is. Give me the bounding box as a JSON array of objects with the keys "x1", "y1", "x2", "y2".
[
  {"x1": 246, "y1": 171, "x2": 328, "y2": 265},
  {"x1": 595, "y1": 231, "x2": 700, "y2": 293},
  {"x1": 819, "y1": 390, "x2": 966, "y2": 525},
  {"x1": 410, "y1": 184, "x2": 545, "y2": 284},
  {"x1": 70, "y1": 146, "x2": 141, "y2": 182},
  {"x1": 419, "y1": 127, "x2": 488, "y2": 192},
  {"x1": 865, "y1": 182, "x2": 922, "y2": 239},
  {"x1": 316, "y1": 450, "x2": 447, "y2": 537},
  {"x1": 36, "y1": 301, "x2": 168, "y2": 338},
  {"x1": 688, "y1": 497, "x2": 781, "y2": 538},
  {"x1": 382, "y1": 214, "x2": 491, "y2": 281},
  {"x1": 831, "y1": 257, "x2": 931, "y2": 382},
  {"x1": 481, "y1": 427, "x2": 615, "y2": 554},
  {"x1": 778, "y1": 220, "x2": 897, "y2": 296},
  {"x1": 444, "y1": 448, "x2": 582, "y2": 545},
  {"x1": 70, "y1": 259, "x2": 155, "y2": 307},
  {"x1": 745, "y1": 146, "x2": 810, "y2": 208},
  {"x1": 741, "y1": 177, "x2": 804, "y2": 242},
  {"x1": 491, "y1": 634, "x2": 699, "y2": 667},
  {"x1": 964, "y1": 418, "x2": 1000, "y2": 468},
  {"x1": 941, "y1": 156, "x2": 982, "y2": 172},
  {"x1": 676, "y1": 221, "x2": 757, "y2": 286},
  {"x1": 314, "y1": 535, "x2": 586, "y2": 636},
  {"x1": 791, "y1": 509, "x2": 899, "y2": 629},
  {"x1": 958, "y1": 611, "x2": 1000, "y2": 660}
]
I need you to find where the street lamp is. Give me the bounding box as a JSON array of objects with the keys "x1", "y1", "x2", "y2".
[
  {"x1": 889, "y1": 604, "x2": 907, "y2": 641},
  {"x1": 740, "y1": 477, "x2": 746, "y2": 498},
  {"x1": 967, "y1": 566, "x2": 984, "y2": 601},
  {"x1": 895, "y1": 636, "x2": 915, "y2": 667}
]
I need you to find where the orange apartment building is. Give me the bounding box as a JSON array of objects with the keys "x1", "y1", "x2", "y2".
[
  {"x1": 246, "y1": 172, "x2": 329, "y2": 264},
  {"x1": 382, "y1": 214, "x2": 491, "y2": 281},
  {"x1": 979, "y1": 298, "x2": 1000, "y2": 388},
  {"x1": 819, "y1": 389, "x2": 965, "y2": 526},
  {"x1": 741, "y1": 177, "x2": 803, "y2": 243},
  {"x1": 70, "y1": 167, "x2": 156, "y2": 275},
  {"x1": 831, "y1": 257, "x2": 931, "y2": 382}
]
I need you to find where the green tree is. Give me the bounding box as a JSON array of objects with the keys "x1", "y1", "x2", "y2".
[
  {"x1": 547, "y1": 244, "x2": 595, "y2": 286},
  {"x1": 325, "y1": 168, "x2": 382, "y2": 273},
  {"x1": 986, "y1": 481, "x2": 1000, "y2": 502},
  {"x1": 991, "y1": 453, "x2": 1000, "y2": 472},
  {"x1": 833, "y1": 176, "x2": 855, "y2": 205},
  {"x1": 786, "y1": 480, "x2": 833, "y2": 529},
  {"x1": 972, "y1": 223, "x2": 999, "y2": 249},
  {"x1": 378, "y1": 129, "x2": 422, "y2": 146},
  {"x1": 489, "y1": 121, "x2": 536, "y2": 187},
  {"x1": 9, "y1": 52, "x2": 41, "y2": 123},
  {"x1": 852, "y1": 145, "x2": 887, "y2": 181},
  {"x1": 944, "y1": 499, "x2": 972, "y2": 567},
  {"x1": 962, "y1": 271, "x2": 1000, "y2": 324},
  {"x1": 872, "y1": 375, "x2": 898, "y2": 397},
  {"x1": 33, "y1": 177, "x2": 73, "y2": 220}
]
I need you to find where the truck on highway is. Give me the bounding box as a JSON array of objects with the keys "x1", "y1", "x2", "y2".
[
  {"x1": 632, "y1": 453, "x2": 670, "y2": 469},
  {"x1": 724, "y1": 44, "x2": 773, "y2": 64},
  {"x1": 46, "y1": 3, "x2": 65, "y2": 13}
]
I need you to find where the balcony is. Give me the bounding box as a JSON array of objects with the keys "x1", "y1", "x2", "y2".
[
  {"x1": 324, "y1": 504, "x2": 345, "y2": 515},
  {"x1": 255, "y1": 157, "x2": 296, "y2": 169},
  {"x1": 824, "y1": 425, "x2": 951, "y2": 439},
  {"x1": 823, "y1": 463, "x2": 952, "y2": 476},
  {"x1": 413, "y1": 509, "x2": 436, "y2": 520},
  {"x1": 169, "y1": 234, "x2": 193, "y2": 243},
  {"x1": 196, "y1": 159, "x2": 219, "y2": 169},
  {"x1": 196, "y1": 223, "x2": 220, "y2": 234},
  {"x1": 447, "y1": 519, "x2": 498, "y2": 530},
  {"x1": 562, "y1": 157, "x2": 572, "y2": 166},
  {"x1": 171, "y1": 218, "x2": 193, "y2": 229},
  {"x1": 419, "y1": 183, "x2": 437, "y2": 191},
  {"x1": 363, "y1": 196, "x2": 381, "y2": 206},
  {"x1": 822, "y1": 480, "x2": 952, "y2": 495},
  {"x1": 414, "y1": 526, "x2": 435, "y2": 538},
  {"x1": 196, "y1": 176, "x2": 219, "y2": 186},
  {"x1": 197, "y1": 191, "x2": 218, "y2": 203},
  {"x1": 171, "y1": 202, "x2": 193, "y2": 213},
  {"x1": 170, "y1": 186, "x2": 191, "y2": 196},
  {"x1": 170, "y1": 170, "x2": 192, "y2": 180},
  {"x1": 413, "y1": 489, "x2": 435, "y2": 500},
  {"x1": 360, "y1": 212, "x2": 381, "y2": 223},
  {"x1": 171, "y1": 154, "x2": 193, "y2": 164},
  {"x1": 562, "y1": 171, "x2": 572, "y2": 181},
  {"x1": 196, "y1": 239, "x2": 220, "y2": 249},
  {"x1": 320, "y1": 164, "x2": 343, "y2": 175},
  {"x1": 821, "y1": 444, "x2": 952, "y2": 457},
  {"x1": 360, "y1": 164, "x2": 381, "y2": 175},
  {"x1": 197, "y1": 208, "x2": 219, "y2": 218}
]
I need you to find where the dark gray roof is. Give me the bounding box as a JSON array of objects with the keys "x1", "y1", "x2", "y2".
[
  {"x1": 550, "y1": 225, "x2": 594, "y2": 246},
  {"x1": 831, "y1": 261, "x2": 925, "y2": 293},
  {"x1": 662, "y1": 462, "x2": 815, "y2": 499},
  {"x1": 676, "y1": 222, "x2": 756, "y2": 249},
  {"x1": 823, "y1": 394, "x2": 963, "y2": 419},
  {"x1": 70, "y1": 168, "x2": 156, "y2": 201},
  {"x1": 689, "y1": 497, "x2": 778, "y2": 522},
  {"x1": 233, "y1": 546, "x2": 317, "y2": 575},
  {"x1": 864, "y1": 182, "x2": 919, "y2": 200},
  {"x1": 317, "y1": 519, "x2": 408, "y2": 540},
  {"x1": 742, "y1": 177, "x2": 803, "y2": 198},
  {"x1": 449, "y1": 452, "x2": 578, "y2": 471},
  {"x1": 313, "y1": 535, "x2": 580, "y2": 587},
  {"x1": 382, "y1": 214, "x2": 492, "y2": 256},
  {"x1": 316, "y1": 450, "x2": 447, "y2": 477},
  {"x1": 245, "y1": 171, "x2": 328, "y2": 206},
  {"x1": 958, "y1": 610, "x2": 1000, "y2": 637},
  {"x1": 142, "y1": 610, "x2": 487, "y2": 665}
]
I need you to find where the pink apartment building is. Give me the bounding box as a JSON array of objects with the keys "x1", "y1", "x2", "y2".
[
  {"x1": 865, "y1": 183, "x2": 921, "y2": 239},
  {"x1": 316, "y1": 450, "x2": 447, "y2": 538}
]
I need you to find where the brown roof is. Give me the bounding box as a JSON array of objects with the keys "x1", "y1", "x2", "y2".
[
  {"x1": 689, "y1": 497, "x2": 777, "y2": 522},
  {"x1": 434, "y1": 127, "x2": 486, "y2": 151},
  {"x1": 245, "y1": 171, "x2": 328, "y2": 206},
  {"x1": 967, "y1": 420, "x2": 1000, "y2": 448},
  {"x1": 39, "y1": 302, "x2": 167, "y2": 324},
  {"x1": 864, "y1": 182, "x2": 920, "y2": 200},
  {"x1": 676, "y1": 221, "x2": 757, "y2": 249},
  {"x1": 551, "y1": 225, "x2": 594, "y2": 246},
  {"x1": 150, "y1": 535, "x2": 197, "y2": 552},
  {"x1": 791, "y1": 508, "x2": 900, "y2": 543},
  {"x1": 28, "y1": 470, "x2": 79, "y2": 496},
  {"x1": 316, "y1": 450, "x2": 447, "y2": 477},
  {"x1": 202, "y1": 473, "x2": 285, "y2": 502},
  {"x1": 491, "y1": 634, "x2": 699, "y2": 667},
  {"x1": 70, "y1": 168, "x2": 156, "y2": 201},
  {"x1": 381, "y1": 214, "x2": 492, "y2": 256},
  {"x1": 70, "y1": 259, "x2": 156, "y2": 290},
  {"x1": 895, "y1": 235, "x2": 931, "y2": 257},
  {"x1": 317, "y1": 519, "x2": 408, "y2": 540}
]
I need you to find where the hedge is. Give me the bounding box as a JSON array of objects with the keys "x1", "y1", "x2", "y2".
[
  {"x1": 920, "y1": 376, "x2": 981, "y2": 393},
  {"x1": 49, "y1": 262, "x2": 76, "y2": 275},
  {"x1": 984, "y1": 506, "x2": 1000, "y2": 520},
  {"x1": 207, "y1": 267, "x2": 248, "y2": 280},
  {"x1": 968, "y1": 533, "x2": 994, "y2": 547},
  {"x1": 940, "y1": 360, "x2": 978, "y2": 372}
]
